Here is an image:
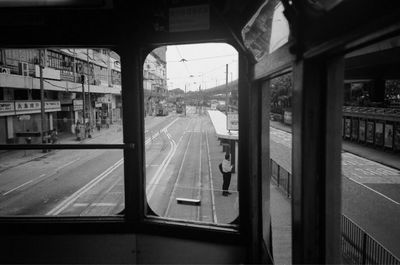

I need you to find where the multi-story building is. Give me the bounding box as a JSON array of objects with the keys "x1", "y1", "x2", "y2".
[
  {"x1": 0, "y1": 48, "x2": 121, "y2": 144},
  {"x1": 143, "y1": 47, "x2": 167, "y2": 115}
]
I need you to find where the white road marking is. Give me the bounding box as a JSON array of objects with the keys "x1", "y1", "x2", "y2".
[
  {"x1": 206, "y1": 130, "x2": 218, "y2": 224},
  {"x1": 55, "y1": 157, "x2": 80, "y2": 171},
  {"x1": 3, "y1": 174, "x2": 46, "y2": 195},
  {"x1": 46, "y1": 159, "x2": 123, "y2": 215},
  {"x1": 348, "y1": 178, "x2": 400, "y2": 205}
]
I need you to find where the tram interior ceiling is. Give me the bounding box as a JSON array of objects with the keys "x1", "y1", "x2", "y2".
[{"x1": 0, "y1": 0, "x2": 400, "y2": 264}]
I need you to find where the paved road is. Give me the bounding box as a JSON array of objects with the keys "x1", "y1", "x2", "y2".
[
  {"x1": 270, "y1": 126, "x2": 400, "y2": 258},
  {"x1": 0, "y1": 107, "x2": 238, "y2": 225}
]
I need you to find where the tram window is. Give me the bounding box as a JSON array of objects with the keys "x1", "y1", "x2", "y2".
[
  {"x1": 0, "y1": 48, "x2": 125, "y2": 217},
  {"x1": 143, "y1": 43, "x2": 239, "y2": 225},
  {"x1": 342, "y1": 35, "x2": 400, "y2": 261},
  {"x1": 267, "y1": 72, "x2": 292, "y2": 263}
]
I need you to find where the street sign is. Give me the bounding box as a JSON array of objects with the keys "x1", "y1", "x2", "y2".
[{"x1": 227, "y1": 112, "x2": 238, "y2": 131}]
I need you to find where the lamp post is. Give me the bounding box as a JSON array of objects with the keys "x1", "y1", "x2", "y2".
[
  {"x1": 39, "y1": 49, "x2": 46, "y2": 147},
  {"x1": 225, "y1": 64, "x2": 229, "y2": 115},
  {"x1": 87, "y1": 49, "x2": 92, "y2": 138}
]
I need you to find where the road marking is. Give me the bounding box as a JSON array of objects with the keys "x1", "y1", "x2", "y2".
[
  {"x1": 91, "y1": 202, "x2": 117, "y2": 207},
  {"x1": 206, "y1": 130, "x2": 218, "y2": 224},
  {"x1": 164, "y1": 127, "x2": 193, "y2": 217},
  {"x1": 3, "y1": 174, "x2": 46, "y2": 196},
  {"x1": 46, "y1": 159, "x2": 123, "y2": 215},
  {"x1": 348, "y1": 178, "x2": 400, "y2": 205},
  {"x1": 55, "y1": 157, "x2": 80, "y2": 171},
  {"x1": 146, "y1": 132, "x2": 177, "y2": 199}
]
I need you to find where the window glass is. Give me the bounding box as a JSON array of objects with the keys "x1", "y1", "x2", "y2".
[
  {"x1": 342, "y1": 36, "x2": 400, "y2": 262},
  {"x1": 268, "y1": 72, "x2": 292, "y2": 263},
  {"x1": 0, "y1": 48, "x2": 124, "y2": 216},
  {"x1": 144, "y1": 43, "x2": 239, "y2": 224}
]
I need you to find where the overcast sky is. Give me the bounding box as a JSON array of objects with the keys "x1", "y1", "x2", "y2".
[{"x1": 165, "y1": 43, "x2": 238, "y2": 92}]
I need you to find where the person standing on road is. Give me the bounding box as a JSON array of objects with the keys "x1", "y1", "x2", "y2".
[{"x1": 219, "y1": 153, "x2": 233, "y2": 196}]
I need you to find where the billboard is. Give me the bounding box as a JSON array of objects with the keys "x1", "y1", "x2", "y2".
[{"x1": 227, "y1": 112, "x2": 238, "y2": 131}]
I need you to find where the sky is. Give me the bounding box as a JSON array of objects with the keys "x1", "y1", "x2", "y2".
[{"x1": 165, "y1": 43, "x2": 238, "y2": 92}]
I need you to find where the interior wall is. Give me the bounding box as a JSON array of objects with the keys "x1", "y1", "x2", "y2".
[{"x1": 0, "y1": 233, "x2": 246, "y2": 264}]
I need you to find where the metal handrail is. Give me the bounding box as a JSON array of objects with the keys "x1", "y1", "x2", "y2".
[{"x1": 270, "y1": 158, "x2": 400, "y2": 264}]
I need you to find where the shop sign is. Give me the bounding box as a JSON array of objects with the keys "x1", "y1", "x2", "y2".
[
  {"x1": 366, "y1": 121, "x2": 374, "y2": 143},
  {"x1": 45, "y1": 101, "x2": 61, "y2": 112},
  {"x1": 18, "y1": 115, "x2": 31, "y2": 120},
  {"x1": 359, "y1": 120, "x2": 365, "y2": 142},
  {"x1": 73, "y1": 99, "x2": 83, "y2": 111},
  {"x1": 15, "y1": 101, "x2": 41, "y2": 114},
  {"x1": 384, "y1": 124, "x2": 393, "y2": 148},
  {"x1": 0, "y1": 102, "x2": 15, "y2": 116},
  {"x1": 375, "y1": 122, "x2": 383, "y2": 146},
  {"x1": 60, "y1": 70, "x2": 75, "y2": 82},
  {"x1": 227, "y1": 112, "x2": 238, "y2": 131},
  {"x1": 95, "y1": 102, "x2": 102, "y2": 108}
]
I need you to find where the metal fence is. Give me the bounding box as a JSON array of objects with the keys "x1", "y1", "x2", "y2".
[{"x1": 270, "y1": 159, "x2": 400, "y2": 264}]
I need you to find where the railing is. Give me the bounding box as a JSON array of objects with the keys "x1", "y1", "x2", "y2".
[
  {"x1": 342, "y1": 215, "x2": 400, "y2": 265},
  {"x1": 270, "y1": 158, "x2": 400, "y2": 264},
  {"x1": 270, "y1": 159, "x2": 291, "y2": 198}
]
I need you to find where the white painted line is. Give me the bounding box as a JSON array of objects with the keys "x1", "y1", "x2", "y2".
[
  {"x1": 46, "y1": 159, "x2": 123, "y2": 215},
  {"x1": 73, "y1": 203, "x2": 89, "y2": 207},
  {"x1": 91, "y1": 202, "x2": 117, "y2": 207},
  {"x1": 164, "y1": 128, "x2": 193, "y2": 216},
  {"x1": 56, "y1": 157, "x2": 80, "y2": 171},
  {"x1": 146, "y1": 133, "x2": 177, "y2": 199},
  {"x1": 206, "y1": 130, "x2": 218, "y2": 224},
  {"x1": 3, "y1": 174, "x2": 46, "y2": 196},
  {"x1": 348, "y1": 178, "x2": 400, "y2": 205}
]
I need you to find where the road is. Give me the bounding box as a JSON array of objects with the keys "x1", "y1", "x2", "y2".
[
  {"x1": 0, "y1": 106, "x2": 238, "y2": 224},
  {"x1": 270, "y1": 126, "x2": 400, "y2": 258}
]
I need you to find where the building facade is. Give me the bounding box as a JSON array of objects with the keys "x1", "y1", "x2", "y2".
[
  {"x1": 143, "y1": 47, "x2": 167, "y2": 116},
  {"x1": 0, "y1": 48, "x2": 121, "y2": 144}
]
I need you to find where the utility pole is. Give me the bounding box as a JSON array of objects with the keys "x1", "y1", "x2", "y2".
[
  {"x1": 87, "y1": 49, "x2": 92, "y2": 138},
  {"x1": 225, "y1": 64, "x2": 229, "y2": 115},
  {"x1": 39, "y1": 49, "x2": 46, "y2": 145},
  {"x1": 81, "y1": 74, "x2": 86, "y2": 139},
  {"x1": 184, "y1": 83, "x2": 187, "y2": 116}
]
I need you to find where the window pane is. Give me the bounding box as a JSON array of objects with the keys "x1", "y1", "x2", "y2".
[
  {"x1": 0, "y1": 48, "x2": 122, "y2": 145},
  {"x1": 144, "y1": 44, "x2": 239, "y2": 224},
  {"x1": 268, "y1": 72, "x2": 292, "y2": 263},
  {"x1": 342, "y1": 35, "x2": 400, "y2": 261},
  {"x1": 0, "y1": 48, "x2": 124, "y2": 216}
]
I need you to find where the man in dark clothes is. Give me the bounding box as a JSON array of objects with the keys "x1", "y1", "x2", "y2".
[{"x1": 219, "y1": 153, "x2": 233, "y2": 196}]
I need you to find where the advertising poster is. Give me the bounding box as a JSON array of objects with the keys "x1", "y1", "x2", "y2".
[
  {"x1": 359, "y1": 120, "x2": 365, "y2": 142},
  {"x1": 375, "y1": 122, "x2": 383, "y2": 146},
  {"x1": 366, "y1": 121, "x2": 374, "y2": 143},
  {"x1": 345, "y1": 118, "x2": 351, "y2": 138},
  {"x1": 352, "y1": 119, "x2": 359, "y2": 140},
  {"x1": 384, "y1": 124, "x2": 393, "y2": 148},
  {"x1": 394, "y1": 124, "x2": 400, "y2": 150}
]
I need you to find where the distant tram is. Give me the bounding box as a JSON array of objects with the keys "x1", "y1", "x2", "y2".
[{"x1": 155, "y1": 102, "x2": 169, "y2": 116}]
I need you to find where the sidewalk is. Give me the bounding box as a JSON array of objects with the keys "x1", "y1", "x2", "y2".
[
  {"x1": 0, "y1": 124, "x2": 119, "y2": 174},
  {"x1": 270, "y1": 120, "x2": 400, "y2": 170},
  {"x1": 269, "y1": 119, "x2": 400, "y2": 264}
]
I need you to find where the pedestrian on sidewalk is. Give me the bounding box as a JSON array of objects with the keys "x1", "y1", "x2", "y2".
[
  {"x1": 50, "y1": 129, "x2": 58, "y2": 144},
  {"x1": 219, "y1": 153, "x2": 233, "y2": 196}
]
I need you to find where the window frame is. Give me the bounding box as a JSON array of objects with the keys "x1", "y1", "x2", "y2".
[
  {"x1": 0, "y1": 45, "x2": 133, "y2": 234},
  {"x1": 136, "y1": 41, "x2": 247, "y2": 238}
]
